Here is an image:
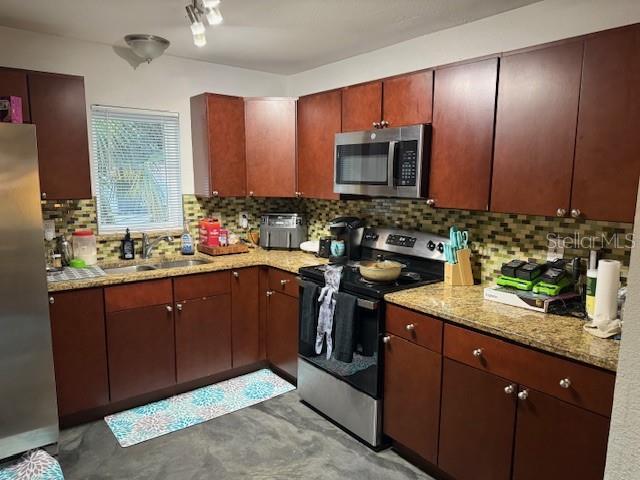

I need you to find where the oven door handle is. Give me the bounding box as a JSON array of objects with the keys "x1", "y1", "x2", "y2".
[{"x1": 388, "y1": 140, "x2": 398, "y2": 188}]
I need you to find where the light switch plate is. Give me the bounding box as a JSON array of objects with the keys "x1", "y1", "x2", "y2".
[{"x1": 238, "y1": 211, "x2": 249, "y2": 229}]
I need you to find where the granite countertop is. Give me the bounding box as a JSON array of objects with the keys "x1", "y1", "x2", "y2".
[
  {"x1": 384, "y1": 284, "x2": 619, "y2": 372},
  {"x1": 47, "y1": 248, "x2": 327, "y2": 293}
]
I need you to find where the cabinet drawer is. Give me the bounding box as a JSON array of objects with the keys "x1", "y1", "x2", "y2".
[
  {"x1": 268, "y1": 269, "x2": 298, "y2": 298},
  {"x1": 173, "y1": 271, "x2": 231, "y2": 301},
  {"x1": 105, "y1": 279, "x2": 173, "y2": 313},
  {"x1": 443, "y1": 324, "x2": 615, "y2": 417},
  {"x1": 386, "y1": 304, "x2": 442, "y2": 353}
]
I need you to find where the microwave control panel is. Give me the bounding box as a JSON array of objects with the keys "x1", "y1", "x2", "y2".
[{"x1": 396, "y1": 140, "x2": 418, "y2": 186}]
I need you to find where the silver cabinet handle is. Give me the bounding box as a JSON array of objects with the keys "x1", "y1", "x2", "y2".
[
  {"x1": 472, "y1": 348, "x2": 483, "y2": 358},
  {"x1": 166, "y1": 305, "x2": 173, "y2": 312},
  {"x1": 426, "y1": 198, "x2": 436, "y2": 207},
  {"x1": 280, "y1": 279, "x2": 290, "y2": 286},
  {"x1": 249, "y1": 191, "x2": 255, "y2": 197},
  {"x1": 571, "y1": 208, "x2": 581, "y2": 218},
  {"x1": 556, "y1": 208, "x2": 566, "y2": 217},
  {"x1": 212, "y1": 190, "x2": 219, "y2": 197},
  {"x1": 504, "y1": 384, "x2": 516, "y2": 395},
  {"x1": 176, "y1": 303, "x2": 183, "y2": 311},
  {"x1": 372, "y1": 121, "x2": 380, "y2": 129},
  {"x1": 266, "y1": 290, "x2": 274, "y2": 297},
  {"x1": 405, "y1": 323, "x2": 416, "y2": 332},
  {"x1": 232, "y1": 271, "x2": 240, "y2": 278},
  {"x1": 41, "y1": 192, "x2": 47, "y2": 200},
  {"x1": 49, "y1": 296, "x2": 55, "y2": 304},
  {"x1": 381, "y1": 120, "x2": 390, "y2": 128},
  {"x1": 559, "y1": 378, "x2": 572, "y2": 389},
  {"x1": 382, "y1": 335, "x2": 391, "y2": 344},
  {"x1": 518, "y1": 389, "x2": 529, "y2": 401}
]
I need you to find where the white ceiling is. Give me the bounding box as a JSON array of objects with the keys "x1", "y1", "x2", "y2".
[{"x1": 0, "y1": 0, "x2": 540, "y2": 74}]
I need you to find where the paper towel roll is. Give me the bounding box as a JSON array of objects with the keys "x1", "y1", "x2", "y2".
[{"x1": 593, "y1": 259, "x2": 621, "y2": 326}]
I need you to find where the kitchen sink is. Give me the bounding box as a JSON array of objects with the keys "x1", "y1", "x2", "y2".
[
  {"x1": 154, "y1": 259, "x2": 211, "y2": 269},
  {"x1": 103, "y1": 265, "x2": 157, "y2": 275}
]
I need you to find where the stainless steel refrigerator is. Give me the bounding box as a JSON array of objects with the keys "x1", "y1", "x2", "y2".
[{"x1": 0, "y1": 123, "x2": 59, "y2": 460}]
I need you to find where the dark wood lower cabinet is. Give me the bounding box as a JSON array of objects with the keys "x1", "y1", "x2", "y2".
[
  {"x1": 175, "y1": 295, "x2": 232, "y2": 383},
  {"x1": 438, "y1": 359, "x2": 517, "y2": 480},
  {"x1": 107, "y1": 304, "x2": 176, "y2": 402},
  {"x1": 49, "y1": 289, "x2": 109, "y2": 417},
  {"x1": 512, "y1": 387, "x2": 610, "y2": 480},
  {"x1": 231, "y1": 267, "x2": 261, "y2": 367},
  {"x1": 383, "y1": 335, "x2": 441, "y2": 463},
  {"x1": 266, "y1": 290, "x2": 298, "y2": 379}
]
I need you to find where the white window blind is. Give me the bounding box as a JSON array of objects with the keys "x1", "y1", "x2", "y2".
[{"x1": 92, "y1": 105, "x2": 183, "y2": 234}]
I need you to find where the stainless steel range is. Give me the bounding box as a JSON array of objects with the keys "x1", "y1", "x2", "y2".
[{"x1": 297, "y1": 227, "x2": 448, "y2": 448}]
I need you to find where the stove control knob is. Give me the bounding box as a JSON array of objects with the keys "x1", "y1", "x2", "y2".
[
  {"x1": 436, "y1": 243, "x2": 444, "y2": 253},
  {"x1": 427, "y1": 240, "x2": 436, "y2": 251}
]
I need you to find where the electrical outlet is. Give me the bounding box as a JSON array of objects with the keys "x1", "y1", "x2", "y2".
[
  {"x1": 238, "y1": 211, "x2": 249, "y2": 229},
  {"x1": 211, "y1": 212, "x2": 223, "y2": 226},
  {"x1": 546, "y1": 242, "x2": 565, "y2": 261},
  {"x1": 43, "y1": 219, "x2": 56, "y2": 241}
]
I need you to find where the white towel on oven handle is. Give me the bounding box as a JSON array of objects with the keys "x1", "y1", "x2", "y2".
[{"x1": 315, "y1": 265, "x2": 343, "y2": 359}]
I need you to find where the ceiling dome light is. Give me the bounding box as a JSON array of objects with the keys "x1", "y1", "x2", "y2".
[
  {"x1": 124, "y1": 34, "x2": 170, "y2": 63},
  {"x1": 193, "y1": 33, "x2": 207, "y2": 48},
  {"x1": 205, "y1": 7, "x2": 223, "y2": 26}
]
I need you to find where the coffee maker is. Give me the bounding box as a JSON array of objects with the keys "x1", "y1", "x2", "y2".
[{"x1": 328, "y1": 217, "x2": 365, "y2": 262}]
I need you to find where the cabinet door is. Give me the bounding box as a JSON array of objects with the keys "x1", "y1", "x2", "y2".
[
  {"x1": 175, "y1": 295, "x2": 232, "y2": 383},
  {"x1": 245, "y1": 98, "x2": 296, "y2": 197},
  {"x1": 430, "y1": 59, "x2": 498, "y2": 210},
  {"x1": 382, "y1": 71, "x2": 433, "y2": 127},
  {"x1": 0, "y1": 67, "x2": 30, "y2": 122},
  {"x1": 191, "y1": 93, "x2": 246, "y2": 197},
  {"x1": 438, "y1": 359, "x2": 517, "y2": 480},
  {"x1": 513, "y1": 387, "x2": 610, "y2": 480},
  {"x1": 572, "y1": 25, "x2": 640, "y2": 222},
  {"x1": 231, "y1": 267, "x2": 260, "y2": 367},
  {"x1": 49, "y1": 289, "x2": 109, "y2": 417},
  {"x1": 107, "y1": 304, "x2": 176, "y2": 402},
  {"x1": 297, "y1": 90, "x2": 341, "y2": 200},
  {"x1": 28, "y1": 73, "x2": 91, "y2": 200},
  {"x1": 267, "y1": 290, "x2": 298, "y2": 379},
  {"x1": 341, "y1": 81, "x2": 382, "y2": 132},
  {"x1": 383, "y1": 335, "x2": 441, "y2": 463},
  {"x1": 491, "y1": 42, "x2": 583, "y2": 216}
]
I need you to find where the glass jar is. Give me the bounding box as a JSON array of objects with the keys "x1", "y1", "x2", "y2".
[{"x1": 72, "y1": 229, "x2": 97, "y2": 265}]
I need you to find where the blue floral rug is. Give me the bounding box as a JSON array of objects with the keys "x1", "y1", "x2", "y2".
[
  {"x1": 105, "y1": 369, "x2": 295, "y2": 447},
  {"x1": 0, "y1": 450, "x2": 63, "y2": 480}
]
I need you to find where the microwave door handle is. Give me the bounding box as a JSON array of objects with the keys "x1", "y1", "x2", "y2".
[{"x1": 388, "y1": 140, "x2": 398, "y2": 188}]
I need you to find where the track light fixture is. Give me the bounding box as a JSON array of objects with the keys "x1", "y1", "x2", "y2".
[{"x1": 185, "y1": 0, "x2": 223, "y2": 48}]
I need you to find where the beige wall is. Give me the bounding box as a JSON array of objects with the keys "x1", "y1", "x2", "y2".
[
  {"x1": 286, "y1": 0, "x2": 640, "y2": 96},
  {"x1": 0, "y1": 26, "x2": 287, "y2": 195}
]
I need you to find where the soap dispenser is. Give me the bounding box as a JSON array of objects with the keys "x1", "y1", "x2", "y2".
[{"x1": 120, "y1": 228, "x2": 135, "y2": 260}]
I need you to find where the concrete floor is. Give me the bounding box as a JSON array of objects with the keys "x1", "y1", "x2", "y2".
[{"x1": 59, "y1": 391, "x2": 435, "y2": 480}]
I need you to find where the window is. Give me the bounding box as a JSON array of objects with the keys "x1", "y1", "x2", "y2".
[{"x1": 92, "y1": 105, "x2": 183, "y2": 233}]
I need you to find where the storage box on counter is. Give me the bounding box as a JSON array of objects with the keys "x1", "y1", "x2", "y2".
[
  {"x1": 483, "y1": 285, "x2": 580, "y2": 313},
  {"x1": 0, "y1": 96, "x2": 23, "y2": 123},
  {"x1": 199, "y1": 218, "x2": 221, "y2": 247}
]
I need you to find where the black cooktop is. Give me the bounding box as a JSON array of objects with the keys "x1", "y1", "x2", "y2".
[{"x1": 299, "y1": 249, "x2": 444, "y2": 299}]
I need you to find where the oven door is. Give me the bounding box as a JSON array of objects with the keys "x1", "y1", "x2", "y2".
[{"x1": 299, "y1": 292, "x2": 382, "y2": 399}]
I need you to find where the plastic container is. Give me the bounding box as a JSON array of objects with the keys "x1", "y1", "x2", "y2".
[
  {"x1": 199, "y1": 218, "x2": 221, "y2": 247},
  {"x1": 72, "y1": 229, "x2": 97, "y2": 265}
]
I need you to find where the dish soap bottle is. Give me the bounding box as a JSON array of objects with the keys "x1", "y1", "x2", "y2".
[
  {"x1": 181, "y1": 220, "x2": 194, "y2": 255},
  {"x1": 120, "y1": 228, "x2": 135, "y2": 260}
]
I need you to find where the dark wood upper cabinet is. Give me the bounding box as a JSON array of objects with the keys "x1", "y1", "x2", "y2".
[
  {"x1": 28, "y1": 72, "x2": 91, "y2": 200},
  {"x1": 382, "y1": 71, "x2": 433, "y2": 127},
  {"x1": 383, "y1": 335, "x2": 441, "y2": 463},
  {"x1": 572, "y1": 25, "x2": 640, "y2": 223},
  {"x1": 266, "y1": 290, "x2": 298, "y2": 380},
  {"x1": 438, "y1": 359, "x2": 517, "y2": 480},
  {"x1": 49, "y1": 289, "x2": 109, "y2": 417},
  {"x1": 231, "y1": 267, "x2": 261, "y2": 368},
  {"x1": 491, "y1": 41, "x2": 583, "y2": 216},
  {"x1": 297, "y1": 90, "x2": 341, "y2": 200},
  {"x1": 245, "y1": 98, "x2": 297, "y2": 197},
  {"x1": 341, "y1": 81, "x2": 382, "y2": 132},
  {"x1": 0, "y1": 67, "x2": 30, "y2": 122},
  {"x1": 106, "y1": 303, "x2": 176, "y2": 402},
  {"x1": 191, "y1": 93, "x2": 246, "y2": 197},
  {"x1": 174, "y1": 294, "x2": 232, "y2": 383},
  {"x1": 512, "y1": 387, "x2": 610, "y2": 480},
  {"x1": 430, "y1": 59, "x2": 498, "y2": 210}
]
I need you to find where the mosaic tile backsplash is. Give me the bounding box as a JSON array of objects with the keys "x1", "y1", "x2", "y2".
[{"x1": 42, "y1": 195, "x2": 633, "y2": 283}]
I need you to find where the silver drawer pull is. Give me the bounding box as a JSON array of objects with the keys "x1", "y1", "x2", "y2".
[
  {"x1": 472, "y1": 348, "x2": 483, "y2": 358},
  {"x1": 518, "y1": 389, "x2": 529, "y2": 401},
  {"x1": 382, "y1": 335, "x2": 391, "y2": 344},
  {"x1": 504, "y1": 384, "x2": 516, "y2": 395},
  {"x1": 559, "y1": 378, "x2": 572, "y2": 389},
  {"x1": 166, "y1": 305, "x2": 173, "y2": 312},
  {"x1": 280, "y1": 279, "x2": 290, "y2": 286},
  {"x1": 405, "y1": 323, "x2": 416, "y2": 332}
]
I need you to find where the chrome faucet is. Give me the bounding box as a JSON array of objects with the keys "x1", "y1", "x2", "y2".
[{"x1": 142, "y1": 234, "x2": 174, "y2": 259}]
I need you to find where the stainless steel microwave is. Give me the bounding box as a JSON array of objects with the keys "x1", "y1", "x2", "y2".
[{"x1": 333, "y1": 124, "x2": 431, "y2": 198}]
